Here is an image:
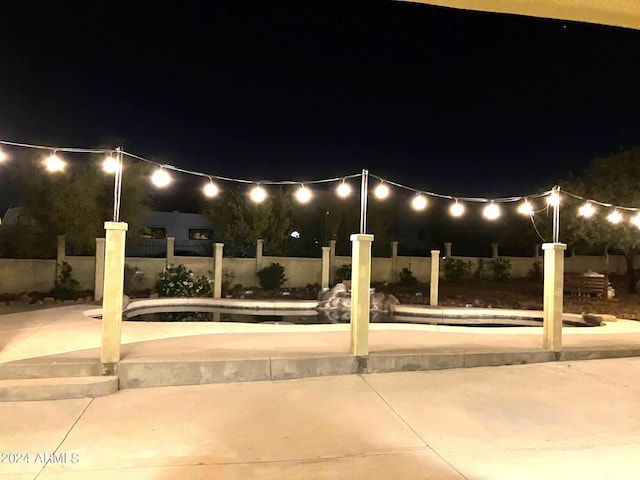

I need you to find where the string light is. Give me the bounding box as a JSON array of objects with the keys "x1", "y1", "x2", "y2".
[
  {"x1": 517, "y1": 199, "x2": 534, "y2": 215},
  {"x1": 44, "y1": 151, "x2": 65, "y2": 172},
  {"x1": 151, "y1": 168, "x2": 172, "y2": 187},
  {"x1": 295, "y1": 184, "x2": 312, "y2": 204},
  {"x1": 374, "y1": 181, "x2": 390, "y2": 199},
  {"x1": 449, "y1": 200, "x2": 465, "y2": 217},
  {"x1": 203, "y1": 180, "x2": 219, "y2": 198},
  {"x1": 483, "y1": 202, "x2": 501, "y2": 220},
  {"x1": 578, "y1": 201, "x2": 595, "y2": 218},
  {"x1": 411, "y1": 193, "x2": 428, "y2": 211},
  {"x1": 249, "y1": 184, "x2": 267, "y2": 203},
  {"x1": 336, "y1": 179, "x2": 351, "y2": 198},
  {"x1": 607, "y1": 209, "x2": 623, "y2": 224},
  {"x1": 102, "y1": 154, "x2": 120, "y2": 174},
  {"x1": 6, "y1": 138, "x2": 640, "y2": 239}
]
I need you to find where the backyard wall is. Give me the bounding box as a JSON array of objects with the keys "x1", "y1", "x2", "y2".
[{"x1": 1, "y1": 238, "x2": 638, "y2": 295}]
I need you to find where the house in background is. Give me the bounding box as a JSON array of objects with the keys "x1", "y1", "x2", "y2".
[{"x1": 128, "y1": 211, "x2": 217, "y2": 257}]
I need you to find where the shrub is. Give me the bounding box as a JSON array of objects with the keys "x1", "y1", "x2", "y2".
[
  {"x1": 52, "y1": 261, "x2": 79, "y2": 300},
  {"x1": 155, "y1": 264, "x2": 212, "y2": 297},
  {"x1": 257, "y1": 263, "x2": 287, "y2": 291},
  {"x1": 527, "y1": 261, "x2": 543, "y2": 282},
  {"x1": 443, "y1": 258, "x2": 470, "y2": 283},
  {"x1": 335, "y1": 264, "x2": 352, "y2": 283},
  {"x1": 490, "y1": 257, "x2": 512, "y2": 282},
  {"x1": 398, "y1": 267, "x2": 418, "y2": 287}
]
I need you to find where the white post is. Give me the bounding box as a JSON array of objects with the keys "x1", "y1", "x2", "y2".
[
  {"x1": 390, "y1": 241, "x2": 399, "y2": 283},
  {"x1": 444, "y1": 242, "x2": 452, "y2": 258},
  {"x1": 321, "y1": 246, "x2": 331, "y2": 290},
  {"x1": 213, "y1": 243, "x2": 224, "y2": 299},
  {"x1": 350, "y1": 234, "x2": 374, "y2": 356},
  {"x1": 256, "y1": 239, "x2": 264, "y2": 282},
  {"x1": 430, "y1": 250, "x2": 440, "y2": 306},
  {"x1": 491, "y1": 243, "x2": 499, "y2": 259},
  {"x1": 94, "y1": 238, "x2": 106, "y2": 302},
  {"x1": 329, "y1": 239, "x2": 336, "y2": 285},
  {"x1": 166, "y1": 237, "x2": 175, "y2": 266},
  {"x1": 542, "y1": 243, "x2": 567, "y2": 352},
  {"x1": 101, "y1": 222, "x2": 128, "y2": 367},
  {"x1": 56, "y1": 235, "x2": 66, "y2": 279}
]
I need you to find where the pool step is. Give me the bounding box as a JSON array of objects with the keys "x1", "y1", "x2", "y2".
[{"x1": 0, "y1": 376, "x2": 118, "y2": 402}]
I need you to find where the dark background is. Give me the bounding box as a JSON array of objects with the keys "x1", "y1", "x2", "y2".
[{"x1": 1, "y1": 0, "x2": 639, "y2": 249}]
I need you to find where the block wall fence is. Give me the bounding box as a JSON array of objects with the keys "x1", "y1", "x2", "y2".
[{"x1": 0, "y1": 237, "x2": 637, "y2": 295}]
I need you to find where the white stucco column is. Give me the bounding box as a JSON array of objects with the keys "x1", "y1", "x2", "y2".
[
  {"x1": 430, "y1": 250, "x2": 440, "y2": 306},
  {"x1": 166, "y1": 237, "x2": 175, "y2": 266},
  {"x1": 444, "y1": 242, "x2": 452, "y2": 258},
  {"x1": 350, "y1": 234, "x2": 374, "y2": 356},
  {"x1": 491, "y1": 243, "x2": 499, "y2": 259},
  {"x1": 321, "y1": 246, "x2": 331, "y2": 290},
  {"x1": 256, "y1": 239, "x2": 264, "y2": 278},
  {"x1": 101, "y1": 222, "x2": 128, "y2": 367},
  {"x1": 213, "y1": 243, "x2": 224, "y2": 299},
  {"x1": 329, "y1": 239, "x2": 336, "y2": 284},
  {"x1": 391, "y1": 241, "x2": 398, "y2": 283},
  {"x1": 94, "y1": 238, "x2": 105, "y2": 302},
  {"x1": 56, "y1": 235, "x2": 66, "y2": 280},
  {"x1": 542, "y1": 243, "x2": 567, "y2": 352}
]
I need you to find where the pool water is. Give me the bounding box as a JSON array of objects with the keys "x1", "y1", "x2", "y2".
[{"x1": 124, "y1": 308, "x2": 598, "y2": 327}]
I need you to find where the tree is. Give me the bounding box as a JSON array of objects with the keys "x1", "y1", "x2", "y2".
[
  {"x1": 203, "y1": 187, "x2": 292, "y2": 257},
  {"x1": 559, "y1": 147, "x2": 640, "y2": 292},
  {"x1": 1, "y1": 147, "x2": 152, "y2": 257}
]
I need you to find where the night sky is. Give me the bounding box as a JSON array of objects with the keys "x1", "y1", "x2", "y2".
[{"x1": 1, "y1": 0, "x2": 639, "y2": 212}]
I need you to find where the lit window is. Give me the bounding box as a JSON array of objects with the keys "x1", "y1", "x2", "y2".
[
  {"x1": 188, "y1": 229, "x2": 214, "y2": 240},
  {"x1": 139, "y1": 227, "x2": 166, "y2": 239}
]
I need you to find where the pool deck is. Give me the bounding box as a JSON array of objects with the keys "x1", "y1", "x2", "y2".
[
  {"x1": 2, "y1": 302, "x2": 640, "y2": 479},
  {"x1": 2, "y1": 301, "x2": 640, "y2": 390}
]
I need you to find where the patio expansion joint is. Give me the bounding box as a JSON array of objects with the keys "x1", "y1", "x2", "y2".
[{"x1": 357, "y1": 374, "x2": 470, "y2": 480}]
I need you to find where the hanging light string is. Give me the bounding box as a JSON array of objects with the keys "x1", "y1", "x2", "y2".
[{"x1": 2, "y1": 139, "x2": 639, "y2": 217}]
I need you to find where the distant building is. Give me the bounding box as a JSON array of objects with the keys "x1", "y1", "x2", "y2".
[{"x1": 128, "y1": 211, "x2": 217, "y2": 257}]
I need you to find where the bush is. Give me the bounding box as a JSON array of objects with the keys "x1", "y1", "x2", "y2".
[
  {"x1": 443, "y1": 258, "x2": 470, "y2": 283},
  {"x1": 398, "y1": 267, "x2": 418, "y2": 287},
  {"x1": 335, "y1": 264, "x2": 352, "y2": 283},
  {"x1": 52, "y1": 261, "x2": 79, "y2": 300},
  {"x1": 527, "y1": 261, "x2": 543, "y2": 282},
  {"x1": 489, "y1": 257, "x2": 512, "y2": 281},
  {"x1": 155, "y1": 264, "x2": 212, "y2": 297},
  {"x1": 257, "y1": 263, "x2": 287, "y2": 291}
]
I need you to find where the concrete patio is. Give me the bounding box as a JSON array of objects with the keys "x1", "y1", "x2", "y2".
[{"x1": 2, "y1": 304, "x2": 640, "y2": 478}]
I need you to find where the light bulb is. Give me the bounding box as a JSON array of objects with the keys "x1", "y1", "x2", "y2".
[
  {"x1": 295, "y1": 185, "x2": 312, "y2": 204},
  {"x1": 0, "y1": 149, "x2": 8, "y2": 162},
  {"x1": 250, "y1": 185, "x2": 267, "y2": 203},
  {"x1": 483, "y1": 203, "x2": 501, "y2": 220},
  {"x1": 450, "y1": 201, "x2": 465, "y2": 217},
  {"x1": 374, "y1": 183, "x2": 390, "y2": 199},
  {"x1": 578, "y1": 202, "x2": 595, "y2": 218},
  {"x1": 44, "y1": 153, "x2": 65, "y2": 172},
  {"x1": 203, "y1": 182, "x2": 219, "y2": 198},
  {"x1": 102, "y1": 155, "x2": 120, "y2": 174},
  {"x1": 631, "y1": 213, "x2": 640, "y2": 228},
  {"x1": 607, "y1": 210, "x2": 622, "y2": 224},
  {"x1": 411, "y1": 194, "x2": 427, "y2": 211},
  {"x1": 517, "y1": 200, "x2": 533, "y2": 215},
  {"x1": 151, "y1": 168, "x2": 172, "y2": 187},
  {"x1": 336, "y1": 181, "x2": 351, "y2": 198}
]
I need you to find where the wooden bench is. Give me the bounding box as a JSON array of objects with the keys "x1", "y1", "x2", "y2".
[{"x1": 564, "y1": 274, "x2": 609, "y2": 299}]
